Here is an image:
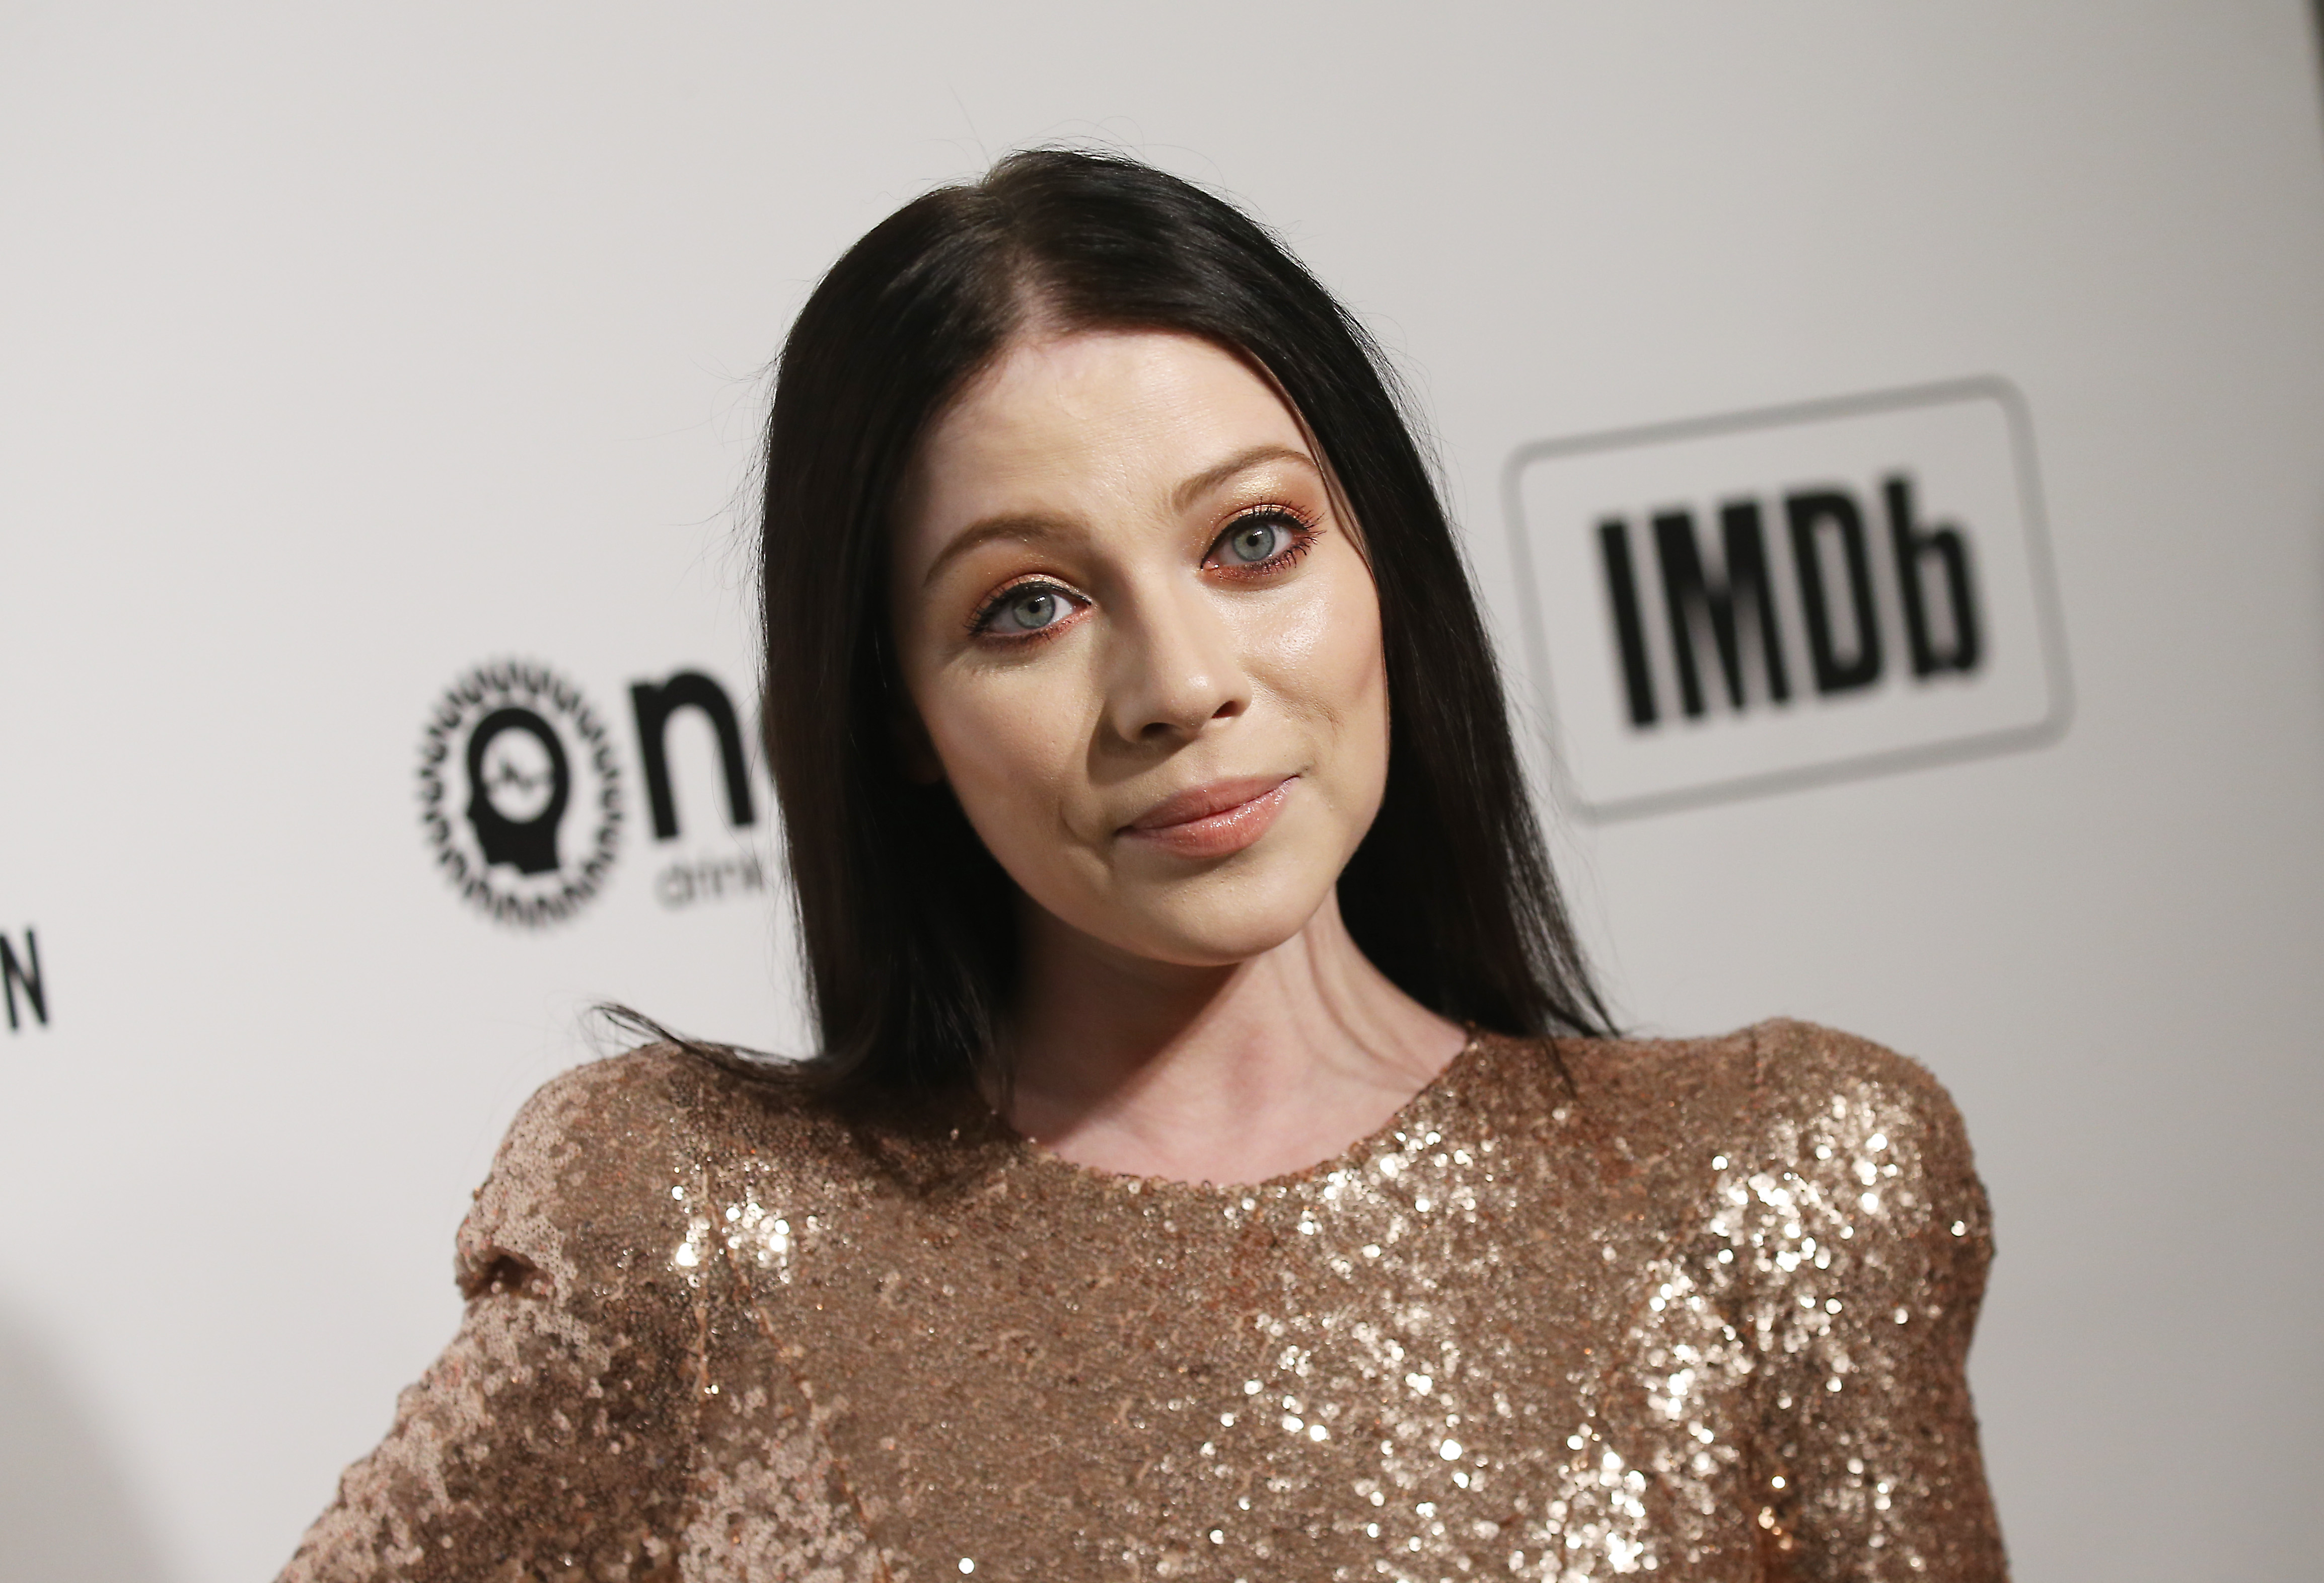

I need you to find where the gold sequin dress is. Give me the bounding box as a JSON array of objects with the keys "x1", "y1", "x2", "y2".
[{"x1": 281, "y1": 1019, "x2": 2006, "y2": 1581}]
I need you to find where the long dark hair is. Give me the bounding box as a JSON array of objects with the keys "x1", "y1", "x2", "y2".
[{"x1": 748, "y1": 148, "x2": 1608, "y2": 1101}]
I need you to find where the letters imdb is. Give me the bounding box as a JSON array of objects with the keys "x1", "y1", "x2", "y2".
[{"x1": 1506, "y1": 382, "x2": 2068, "y2": 818}]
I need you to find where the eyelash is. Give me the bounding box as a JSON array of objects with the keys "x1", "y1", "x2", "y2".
[
  {"x1": 966, "y1": 504, "x2": 1324, "y2": 643},
  {"x1": 1209, "y1": 504, "x2": 1323, "y2": 580}
]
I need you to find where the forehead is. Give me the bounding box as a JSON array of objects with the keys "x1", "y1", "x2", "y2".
[{"x1": 904, "y1": 329, "x2": 1312, "y2": 526}]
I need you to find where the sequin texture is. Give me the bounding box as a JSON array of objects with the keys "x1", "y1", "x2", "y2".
[{"x1": 281, "y1": 1019, "x2": 2005, "y2": 1580}]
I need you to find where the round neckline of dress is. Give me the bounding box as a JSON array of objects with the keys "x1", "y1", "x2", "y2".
[{"x1": 996, "y1": 1025, "x2": 1489, "y2": 1195}]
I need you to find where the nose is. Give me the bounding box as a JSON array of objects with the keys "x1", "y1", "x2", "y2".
[{"x1": 1103, "y1": 576, "x2": 1250, "y2": 745}]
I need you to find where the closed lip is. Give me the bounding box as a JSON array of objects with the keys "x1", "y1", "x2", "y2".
[{"x1": 1122, "y1": 775, "x2": 1295, "y2": 834}]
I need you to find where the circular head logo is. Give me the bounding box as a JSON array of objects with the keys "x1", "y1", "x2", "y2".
[{"x1": 418, "y1": 660, "x2": 622, "y2": 927}]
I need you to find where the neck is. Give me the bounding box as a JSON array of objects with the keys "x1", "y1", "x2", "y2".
[{"x1": 998, "y1": 889, "x2": 1469, "y2": 1184}]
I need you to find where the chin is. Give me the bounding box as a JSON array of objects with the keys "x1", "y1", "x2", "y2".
[{"x1": 1102, "y1": 867, "x2": 1336, "y2": 969}]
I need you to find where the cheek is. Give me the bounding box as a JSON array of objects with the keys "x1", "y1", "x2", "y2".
[
  {"x1": 915, "y1": 659, "x2": 1097, "y2": 853},
  {"x1": 1248, "y1": 556, "x2": 1391, "y2": 775}
]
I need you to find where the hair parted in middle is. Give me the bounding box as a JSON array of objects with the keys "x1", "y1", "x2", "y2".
[{"x1": 752, "y1": 146, "x2": 1611, "y2": 1101}]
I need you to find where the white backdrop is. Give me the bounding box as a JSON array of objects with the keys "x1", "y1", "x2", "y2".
[{"x1": 5, "y1": 5, "x2": 2322, "y2": 1579}]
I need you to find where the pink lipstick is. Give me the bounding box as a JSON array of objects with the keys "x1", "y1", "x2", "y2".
[{"x1": 1122, "y1": 776, "x2": 1294, "y2": 860}]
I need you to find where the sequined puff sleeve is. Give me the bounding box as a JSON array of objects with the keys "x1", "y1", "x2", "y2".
[
  {"x1": 276, "y1": 1047, "x2": 863, "y2": 1582},
  {"x1": 1738, "y1": 1021, "x2": 2007, "y2": 1580}
]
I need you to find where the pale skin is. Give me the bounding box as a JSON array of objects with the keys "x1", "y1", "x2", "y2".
[{"x1": 890, "y1": 327, "x2": 1469, "y2": 1185}]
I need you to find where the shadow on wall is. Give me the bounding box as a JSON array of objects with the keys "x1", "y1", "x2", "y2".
[{"x1": 0, "y1": 1300, "x2": 173, "y2": 1583}]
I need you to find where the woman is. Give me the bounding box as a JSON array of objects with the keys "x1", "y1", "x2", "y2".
[{"x1": 285, "y1": 150, "x2": 2005, "y2": 1580}]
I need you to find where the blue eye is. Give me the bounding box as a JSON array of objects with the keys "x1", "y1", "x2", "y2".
[
  {"x1": 989, "y1": 584, "x2": 1068, "y2": 633},
  {"x1": 1226, "y1": 519, "x2": 1285, "y2": 563}
]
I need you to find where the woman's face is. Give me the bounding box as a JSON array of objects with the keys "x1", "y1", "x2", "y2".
[{"x1": 891, "y1": 328, "x2": 1391, "y2": 969}]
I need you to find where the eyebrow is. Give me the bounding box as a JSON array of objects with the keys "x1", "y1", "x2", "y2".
[
  {"x1": 918, "y1": 513, "x2": 1078, "y2": 589},
  {"x1": 919, "y1": 444, "x2": 1322, "y2": 589},
  {"x1": 1170, "y1": 442, "x2": 1320, "y2": 511}
]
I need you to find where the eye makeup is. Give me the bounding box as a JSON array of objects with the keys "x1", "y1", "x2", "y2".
[{"x1": 957, "y1": 485, "x2": 1328, "y2": 651}]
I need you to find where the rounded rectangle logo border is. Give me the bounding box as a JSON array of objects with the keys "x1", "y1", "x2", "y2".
[{"x1": 1501, "y1": 376, "x2": 2075, "y2": 821}]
